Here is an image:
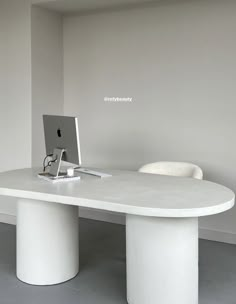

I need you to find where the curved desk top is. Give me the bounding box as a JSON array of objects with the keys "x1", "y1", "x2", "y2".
[{"x1": 0, "y1": 168, "x2": 234, "y2": 218}]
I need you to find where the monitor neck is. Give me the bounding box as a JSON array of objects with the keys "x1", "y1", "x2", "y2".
[{"x1": 49, "y1": 148, "x2": 65, "y2": 177}]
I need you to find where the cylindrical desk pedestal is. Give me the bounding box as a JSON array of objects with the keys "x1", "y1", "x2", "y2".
[
  {"x1": 17, "y1": 199, "x2": 79, "y2": 285},
  {"x1": 126, "y1": 215, "x2": 198, "y2": 304}
]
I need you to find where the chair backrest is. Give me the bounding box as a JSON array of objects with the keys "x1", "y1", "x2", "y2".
[{"x1": 139, "y1": 161, "x2": 203, "y2": 180}]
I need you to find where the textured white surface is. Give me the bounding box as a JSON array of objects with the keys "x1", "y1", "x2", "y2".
[
  {"x1": 126, "y1": 215, "x2": 198, "y2": 304},
  {"x1": 17, "y1": 198, "x2": 79, "y2": 285},
  {"x1": 139, "y1": 161, "x2": 203, "y2": 180},
  {"x1": 0, "y1": 168, "x2": 234, "y2": 218}
]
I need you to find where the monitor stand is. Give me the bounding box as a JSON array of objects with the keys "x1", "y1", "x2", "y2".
[{"x1": 38, "y1": 148, "x2": 81, "y2": 183}]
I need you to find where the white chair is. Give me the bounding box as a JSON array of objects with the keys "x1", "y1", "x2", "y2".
[{"x1": 139, "y1": 161, "x2": 203, "y2": 180}]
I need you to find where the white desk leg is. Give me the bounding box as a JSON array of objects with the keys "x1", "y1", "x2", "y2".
[
  {"x1": 17, "y1": 199, "x2": 79, "y2": 285},
  {"x1": 126, "y1": 215, "x2": 198, "y2": 304}
]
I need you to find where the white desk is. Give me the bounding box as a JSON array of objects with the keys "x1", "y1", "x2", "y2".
[{"x1": 0, "y1": 168, "x2": 234, "y2": 304}]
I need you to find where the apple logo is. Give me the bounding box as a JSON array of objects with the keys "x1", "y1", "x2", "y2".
[{"x1": 57, "y1": 128, "x2": 62, "y2": 138}]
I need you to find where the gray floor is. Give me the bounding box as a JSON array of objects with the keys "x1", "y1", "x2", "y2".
[{"x1": 0, "y1": 219, "x2": 235, "y2": 304}]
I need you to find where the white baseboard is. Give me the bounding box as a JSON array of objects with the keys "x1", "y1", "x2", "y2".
[
  {"x1": 0, "y1": 211, "x2": 235, "y2": 245},
  {"x1": 79, "y1": 207, "x2": 125, "y2": 225},
  {"x1": 80, "y1": 210, "x2": 236, "y2": 245},
  {"x1": 199, "y1": 227, "x2": 236, "y2": 245},
  {"x1": 0, "y1": 213, "x2": 16, "y2": 225}
]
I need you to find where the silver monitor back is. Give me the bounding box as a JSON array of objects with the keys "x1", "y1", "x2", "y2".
[{"x1": 43, "y1": 115, "x2": 81, "y2": 166}]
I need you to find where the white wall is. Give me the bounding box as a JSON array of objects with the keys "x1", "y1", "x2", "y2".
[
  {"x1": 0, "y1": 0, "x2": 31, "y2": 219},
  {"x1": 31, "y1": 6, "x2": 64, "y2": 166},
  {"x1": 63, "y1": 0, "x2": 236, "y2": 238},
  {"x1": 0, "y1": 1, "x2": 63, "y2": 221}
]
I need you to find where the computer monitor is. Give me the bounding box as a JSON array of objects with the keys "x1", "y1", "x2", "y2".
[{"x1": 43, "y1": 115, "x2": 81, "y2": 177}]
